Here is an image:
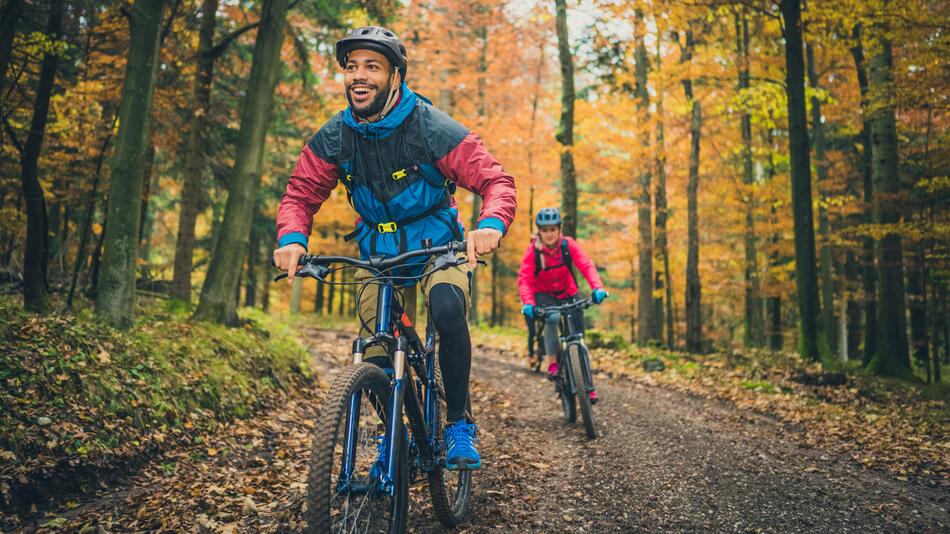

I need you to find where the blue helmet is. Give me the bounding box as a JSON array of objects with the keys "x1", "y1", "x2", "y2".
[{"x1": 535, "y1": 207, "x2": 562, "y2": 227}]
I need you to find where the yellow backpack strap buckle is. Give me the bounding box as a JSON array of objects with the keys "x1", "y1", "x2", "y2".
[
  {"x1": 377, "y1": 222, "x2": 398, "y2": 233},
  {"x1": 392, "y1": 168, "x2": 408, "y2": 180}
]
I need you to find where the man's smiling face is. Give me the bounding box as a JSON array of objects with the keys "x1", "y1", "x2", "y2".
[{"x1": 344, "y1": 49, "x2": 395, "y2": 120}]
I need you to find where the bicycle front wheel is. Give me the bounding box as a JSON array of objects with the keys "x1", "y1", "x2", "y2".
[
  {"x1": 306, "y1": 363, "x2": 408, "y2": 533},
  {"x1": 569, "y1": 343, "x2": 598, "y2": 439},
  {"x1": 557, "y1": 353, "x2": 576, "y2": 424}
]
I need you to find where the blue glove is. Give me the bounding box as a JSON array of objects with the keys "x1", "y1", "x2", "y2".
[
  {"x1": 521, "y1": 304, "x2": 535, "y2": 318},
  {"x1": 592, "y1": 289, "x2": 608, "y2": 304}
]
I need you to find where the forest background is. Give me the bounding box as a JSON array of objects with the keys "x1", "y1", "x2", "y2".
[{"x1": 1, "y1": 0, "x2": 948, "y2": 384}]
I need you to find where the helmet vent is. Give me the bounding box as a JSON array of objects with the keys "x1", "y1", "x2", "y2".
[
  {"x1": 383, "y1": 31, "x2": 393, "y2": 37},
  {"x1": 360, "y1": 28, "x2": 370, "y2": 34}
]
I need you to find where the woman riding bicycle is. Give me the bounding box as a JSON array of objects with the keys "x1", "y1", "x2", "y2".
[{"x1": 518, "y1": 207, "x2": 607, "y2": 403}]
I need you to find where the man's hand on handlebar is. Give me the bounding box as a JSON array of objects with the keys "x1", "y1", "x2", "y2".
[
  {"x1": 466, "y1": 228, "x2": 502, "y2": 268},
  {"x1": 272, "y1": 243, "x2": 307, "y2": 284}
]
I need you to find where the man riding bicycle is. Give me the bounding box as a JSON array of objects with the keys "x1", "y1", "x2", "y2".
[
  {"x1": 518, "y1": 207, "x2": 606, "y2": 403},
  {"x1": 273, "y1": 26, "x2": 516, "y2": 471}
]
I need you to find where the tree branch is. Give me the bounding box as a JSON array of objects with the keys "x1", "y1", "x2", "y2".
[
  {"x1": 2, "y1": 115, "x2": 23, "y2": 156},
  {"x1": 160, "y1": 0, "x2": 183, "y2": 46},
  {"x1": 209, "y1": 21, "x2": 260, "y2": 59}
]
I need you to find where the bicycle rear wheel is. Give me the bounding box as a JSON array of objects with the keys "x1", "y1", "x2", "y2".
[
  {"x1": 427, "y1": 357, "x2": 473, "y2": 528},
  {"x1": 569, "y1": 343, "x2": 598, "y2": 439},
  {"x1": 306, "y1": 363, "x2": 408, "y2": 533}
]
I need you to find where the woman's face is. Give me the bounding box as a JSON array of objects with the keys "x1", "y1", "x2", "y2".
[{"x1": 539, "y1": 225, "x2": 561, "y2": 247}]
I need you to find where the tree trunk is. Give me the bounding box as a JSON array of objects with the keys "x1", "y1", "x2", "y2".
[
  {"x1": 933, "y1": 282, "x2": 945, "y2": 383},
  {"x1": 0, "y1": 0, "x2": 22, "y2": 112},
  {"x1": 171, "y1": 0, "x2": 218, "y2": 302},
  {"x1": 19, "y1": 0, "x2": 64, "y2": 313},
  {"x1": 634, "y1": 12, "x2": 655, "y2": 344},
  {"x1": 682, "y1": 28, "x2": 702, "y2": 353},
  {"x1": 138, "y1": 143, "x2": 157, "y2": 268},
  {"x1": 88, "y1": 213, "x2": 106, "y2": 297},
  {"x1": 195, "y1": 0, "x2": 288, "y2": 324},
  {"x1": 655, "y1": 88, "x2": 674, "y2": 348},
  {"x1": 738, "y1": 9, "x2": 763, "y2": 347},
  {"x1": 314, "y1": 268, "x2": 324, "y2": 313},
  {"x1": 245, "y1": 214, "x2": 259, "y2": 307},
  {"x1": 68, "y1": 109, "x2": 118, "y2": 308},
  {"x1": 338, "y1": 268, "x2": 347, "y2": 315},
  {"x1": 781, "y1": 0, "x2": 827, "y2": 362},
  {"x1": 326, "y1": 268, "x2": 336, "y2": 314},
  {"x1": 850, "y1": 23, "x2": 878, "y2": 366},
  {"x1": 289, "y1": 277, "x2": 301, "y2": 314},
  {"x1": 845, "y1": 251, "x2": 863, "y2": 359},
  {"x1": 554, "y1": 0, "x2": 577, "y2": 238},
  {"x1": 866, "y1": 26, "x2": 910, "y2": 377},
  {"x1": 470, "y1": 193, "x2": 481, "y2": 324},
  {"x1": 907, "y1": 248, "x2": 929, "y2": 381},
  {"x1": 96, "y1": 0, "x2": 165, "y2": 327},
  {"x1": 806, "y1": 42, "x2": 836, "y2": 353},
  {"x1": 765, "y1": 128, "x2": 784, "y2": 350}
]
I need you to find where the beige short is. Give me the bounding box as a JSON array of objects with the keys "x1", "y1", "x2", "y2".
[{"x1": 355, "y1": 255, "x2": 472, "y2": 357}]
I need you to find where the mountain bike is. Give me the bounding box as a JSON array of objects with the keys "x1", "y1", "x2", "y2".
[
  {"x1": 536, "y1": 296, "x2": 600, "y2": 439},
  {"x1": 276, "y1": 240, "x2": 475, "y2": 532}
]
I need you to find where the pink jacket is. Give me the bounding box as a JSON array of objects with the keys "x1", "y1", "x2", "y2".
[{"x1": 517, "y1": 237, "x2": 604, "y2": 305}]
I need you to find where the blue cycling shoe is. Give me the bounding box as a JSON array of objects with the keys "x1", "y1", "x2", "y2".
[{"x1": 444, "y1": 419, "x2": 481, "y2": 471}]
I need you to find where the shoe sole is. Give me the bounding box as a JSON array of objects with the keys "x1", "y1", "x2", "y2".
[{"x1": 445, "y1": 459, "x2": 481, "y2": 471}]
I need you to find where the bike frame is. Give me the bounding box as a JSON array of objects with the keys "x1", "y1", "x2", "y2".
[
  {"x1": 543, "y1": 299, "x2": 596, "y2": 398},
  {"x1": 338, "y1": 281, "x2": 444, "y2": 497}
]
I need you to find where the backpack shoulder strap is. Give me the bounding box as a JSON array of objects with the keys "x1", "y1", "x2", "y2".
[
  {"x1": 561, "y1": 239, "x2": 577, "y2": 284},
  {"x1": 533, "y1": 240, "x2": 542, "y2": 276}
]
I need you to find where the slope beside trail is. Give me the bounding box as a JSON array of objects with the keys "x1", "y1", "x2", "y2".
[{"x1": 19, "y1": 327, "x2": 948, "y2": 533}]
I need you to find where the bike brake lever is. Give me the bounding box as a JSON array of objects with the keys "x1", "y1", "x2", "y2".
[{"x1": 272, "y1": 262, "x2": 330, "y2": 282}]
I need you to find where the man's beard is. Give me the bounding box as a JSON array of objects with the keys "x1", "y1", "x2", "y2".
[{"x1": 346, "y1": 79, "x2": 392, "y2": 120}]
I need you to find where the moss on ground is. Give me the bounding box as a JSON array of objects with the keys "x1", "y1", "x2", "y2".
[{"x1": 0, "y1": 296, "x2": 312, "y2": 479}]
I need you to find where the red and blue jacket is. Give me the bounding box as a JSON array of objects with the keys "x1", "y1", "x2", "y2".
[
  {"x1": 277, "y1": 83, "x2": 516, "y2": 283},
  {"x1": 517, "y1": 237, "x2": 604, "y2": 305}
]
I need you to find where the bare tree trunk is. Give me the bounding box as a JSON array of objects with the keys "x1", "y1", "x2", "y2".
[
  {"x1": 682, "y1": 27, "x2": 702, "y2": 353},
  {"x1": 807, "y1": 41, "x2": 836, "y2": 353},
  {"x1": 654, "y1": 41, "x2": 673, "y2": 349},
  {"x1": 634, "y1": 11, "x2": 655, "y2": 344},
  {"x1": 907, "y1": 247, "x2": 930, "y2": 381},
  {"x1": 765, "y1": 129, "x2": 784, "y2": 351},
  {"x1": 469, "y1": 24, "x2": 488, "y2": 325},
  {"x1": 0, "y1": 0, "x2": 22, "y2": 124},
  {"x1": 781, "y1": 0, "x2": 827, "y2": 362},
  {"x1": 19, "y1": 0, "x2": 64, "y2": 313},
  {"x1": 171, "y1": 0, "x2": 218, "y2": 302},
  {"x1": 314, "y1": 268, "x2": 324, "y2": 313},
  {"x1": 96, "y1": 0, "x2": 165, "y2": 327},
  {"x1": 850, "y1": 23, "x2": 878, "y2": 366},
  {"x1": 866, "y1": 23, "x2": 910, "y2": 376},
  {"x1": 68, "y1": 110, "x2": 118, "y2": 308},
  {"x1": 738, "y1": 8, "x2": 763, "y2": 347},
  {"x1": 245, "y1": 212, "x2": 259, "y2": 307},
  {"x1": 554, "y1": 0, "x2": 577, "y2": 238},
  {"x1": 195, "y1": 0, "x2": 288, "y2": 324},
  {"x1": 326, "y1": 268, "x2": 336, "y2": 314}
]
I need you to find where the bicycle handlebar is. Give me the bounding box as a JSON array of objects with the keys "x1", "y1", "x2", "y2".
[
  {"x1": 298, "y1": 240, "x2": 467, "y2": 271},
  {"x1": 535, "y1": 296, "x2": 596, "y2": 316},
  {"x1": 272, "y1": 240, "x2": 472, "y2": 282}
]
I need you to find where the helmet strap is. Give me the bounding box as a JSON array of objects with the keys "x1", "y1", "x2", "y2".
[{"x1": 376, "y1": 70, "x2": 402, "y2": 121}]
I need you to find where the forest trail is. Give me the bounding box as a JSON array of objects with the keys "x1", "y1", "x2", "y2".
[{"x1": 25, "y1": 327, "x2": 948, "y2": 533}]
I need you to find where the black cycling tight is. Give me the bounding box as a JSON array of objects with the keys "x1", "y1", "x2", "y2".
[{"x1": 429, "y1": 283, "x2": 471, "y2": 423}]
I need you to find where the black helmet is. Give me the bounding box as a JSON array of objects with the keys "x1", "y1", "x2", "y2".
[
  {"x1": 536, "y1": 207, "x2": 562, "y2": 227},
  {"x1": 336, "y1": 26, "x2": 408, "y2": 80}
]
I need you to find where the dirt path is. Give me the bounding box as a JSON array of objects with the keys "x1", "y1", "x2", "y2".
[{"x1": 19, "y1": 328, "x2": 948, "y2": 532}]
